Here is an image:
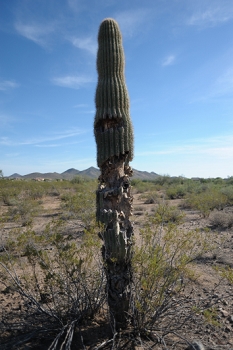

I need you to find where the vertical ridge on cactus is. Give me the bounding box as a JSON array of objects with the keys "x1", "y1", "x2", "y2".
[
  {"x1": 94, "y1": 18, "x2": 134, "y2": 329},
  {"x1": 94, "y1": 18, "x2": 133, "y2": 167}
]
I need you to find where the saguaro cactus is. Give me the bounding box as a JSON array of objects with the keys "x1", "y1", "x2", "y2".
[{"x1": 94, "y1": 18, "x2": 134, "y2": 329}]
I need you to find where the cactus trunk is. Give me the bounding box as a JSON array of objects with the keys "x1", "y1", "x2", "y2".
[{"x1": 94, "y1": 18, "x2": 134, "y2": 329}]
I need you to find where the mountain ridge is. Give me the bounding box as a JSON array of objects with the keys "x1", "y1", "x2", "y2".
[{"x1": 8, "y1": 167, "x2": 159, "y2": 181}]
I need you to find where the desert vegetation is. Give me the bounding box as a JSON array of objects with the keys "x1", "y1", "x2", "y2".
[{"x1": 0, "y1": 175, "x2": 233, "y2": 349}]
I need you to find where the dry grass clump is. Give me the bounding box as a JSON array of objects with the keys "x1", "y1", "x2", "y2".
[
  {"x1": 209, "y1": 209, "x2": 233, "y2": 229},
  {"x1": 0, "y1": 221, "x2": 105, "y2": 349}
]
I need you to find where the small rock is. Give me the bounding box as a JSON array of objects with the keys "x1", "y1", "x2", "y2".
[
  {"x1": 212, "y1": 293, "x2": 219, "y2": 298},
  {"x1": 220, "y1": 309, "x2": 229, "y2": 317},
  {"x1": 225, "y1": 326, "x2": 232, "y2": 333},
  {"x1": 228, "y1": 315, "x2": 233, "y2": 323}
]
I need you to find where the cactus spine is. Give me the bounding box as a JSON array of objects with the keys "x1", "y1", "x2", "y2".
[{"x1": 94, "y1": 18, "x2": 134, "y2": 329}]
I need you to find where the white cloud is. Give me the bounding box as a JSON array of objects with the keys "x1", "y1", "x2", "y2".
[
  {"x1": 15, "y1": 22, "x2": 55, "y2": 47},
  {"x1": 35, "y1": 140, "x2": 83, "y2": 148},
  {"x1": 70, "y1": 37, "x2": 97, "y2": 55},
  {"x1": 0, "y1": 128, "x2": 85, "y2": 146},
  {"x1": 115, "y1": 8, "x2": 151, "y2": 38},
  {"x1": 136, "y1": 134, "x2": 233, "y2": 159},
  {"x1": 162, "y1": 55, "x2": 176, "y2": 67},
  {"x1": 187, "y1": 1, "x2": 233, "y2": 27},
  {"x1": 52, "y1": 75, "x2": 94, "y2": 89},
  {"x1": 74, "y1": 104, "x2": 88, "y2": 108},
  {"x1": 0, "y1": 79, "x2": 19, "y2": 91}
]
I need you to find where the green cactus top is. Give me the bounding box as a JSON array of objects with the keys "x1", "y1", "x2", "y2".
[{"x1": 94, "y1": 18, "x2": 134, "y2": 167}]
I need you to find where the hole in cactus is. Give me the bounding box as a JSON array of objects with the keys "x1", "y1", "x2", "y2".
[{"x1": 95, "y1": 117, "x2": 124, "y2": 132}]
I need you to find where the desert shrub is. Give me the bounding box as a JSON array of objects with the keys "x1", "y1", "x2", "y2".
[
  {"x1": 184, "y1": 187, "x2": 228, "y2": 217},
  {"x1": 226, "y1": 176, "x2": 233, "y2": 185},
  {"x1": 0, "y1": 221, "x2": 105, "y2": 349},
  {"x1": 212, "y1": 177, "x2": 224, "y2": 185},
  {"x1": 0, "y1": 182, "x2": 23, "y2": 205},
  {"x1": 131, "y1": 178, "x2": 142, "y2": 187},
  {"x1": 153, "y1": 175, "x2": 175, "y2": 187},
  {"x1": 153, "y1": 175, "x2": 189, "y2": 187},
  {"x1": 130, "y1": 205, "x2": 210, "y2": 342},
  {"x1": 5, "y1": 198, "x2": 41, "y2": 226},
  {"x1": 151, "y1": 177, "x2": 204, "y2": 198},
  {"x1": 220, "y1": 186, "x2": 233, "y2": 205},
  {"x1": 166, "y1": 184, "x2": 187, "y2": 199},
  {"x1": 0, "y1": 179, "x2": 52, "y2": 204},
  {"x1": 0, "y1": 190, "x2": 18, "y2": 206},
  {"x1": 25, "y1": 184, "x2": 46, "y2": 200},
  {"x1": 47, "y1": 186, "x2": 60, "y2": 197},
  {"x1": 71, "y1": 175, "x2": 86, "y2": 184},
  {"x1": 209, "y1": 209, "x2": 233, "y2": 229},
  {"x1": 141, "y1": 190, "x2": 160, "y2": 204},
  {"x1": 131, "y1": 179, "x2": 156, "y2": 194},
  {"x1": 60, "y1": 189, "x2": 96, "y2": 228},
  {"x1": 152, "y1": 203, "x2": 185, "y2": 224}
]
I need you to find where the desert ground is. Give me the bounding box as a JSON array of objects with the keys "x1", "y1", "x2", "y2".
[{"x1": 0, "y1": 176, "x2": 233, "y2": 349}]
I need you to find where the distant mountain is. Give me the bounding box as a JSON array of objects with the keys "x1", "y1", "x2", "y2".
[
  {"x1": 132, "y1": 169, "x2": 159, "y2": 180},
  {"x1": 8, "y1": 167, "x2": 159, "y2": 181},
  {"x1": 62, "y1": 168, "x2": 80, "y2": 175},
  {"x1": 61, "y1": 168, "x2": 81, "y2": 180},
  {"x1": 80, "y1": 167, "x2": 100, "y2": 178},
  {"x1": 8, "y1": 173, "x2": 22, "y2": 179},
  {"x1": 23, "y1": 172, "x2": 63, "y2": 180}
]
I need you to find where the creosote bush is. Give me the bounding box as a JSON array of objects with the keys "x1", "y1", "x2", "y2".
[
  {"x1": 151, "y1": 203, "x2": 185, "y2": 224},
  {"x1": 5, "y1": 198, "x2": 41, "y2": 226},
  {"x1": 184, "y1": 188, "x2": 228, "y2": 217},
  {"x1": 130, "y1": 207, "x2": 211, "y2": 342},
  {"x1": 60, "y1": 189, "x2": 96, "y2": 227},
  {"x1": 0, "y1": 220, "x2": 105, "y2": 349}
]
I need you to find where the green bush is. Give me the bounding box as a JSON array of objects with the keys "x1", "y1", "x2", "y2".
[
  {"x1": 60, "y1": 190, "x2": 96, "y2": 228},
  {"x1": 226, "y1": 176, "x2": 233, "y2": 185},
  {"x1": 151, "y1": 203, "x2": 185, "y2": 224},
  {"x1": 71, "y1": 175, "x2": 86, "y2": 184},
  {"x1": 131, "y1": 179, "x2": 156, "y2": 194},
  {"x1": 5, "y1": 198, "x2": 41, "y2": 226},
  {"x1": 220, "y1": 186, "x2": 233, "y2": 205},
  {"x1": 184, "y1": 187, "x2": 228, "y2": 217},
  {"x1": 140, "y1": 190, "x2": 160, "y2": 204},
  {"x1": 166, "y1": 184, "x2": 187, "y2": 199},
  {"x1": 131, "y1": 205, "x2": 210, "y2": 335}
]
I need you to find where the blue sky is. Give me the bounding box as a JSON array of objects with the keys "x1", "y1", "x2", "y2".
[{"x1": 1, "y1": 0, "x2": 233, "y2": 178}]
